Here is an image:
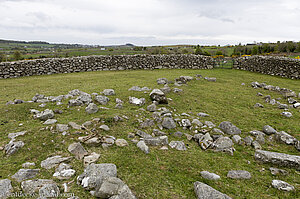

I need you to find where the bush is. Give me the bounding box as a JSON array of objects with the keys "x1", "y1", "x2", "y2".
[{"x1": 13, "y1": 51, "x2": 22, "y2": 60}]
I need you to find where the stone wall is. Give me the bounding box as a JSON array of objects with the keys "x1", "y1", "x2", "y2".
[
  {"x1": 233, "y1": 56, "x2": 300, "y2": 79},
  {"x1": 0, "y1": 55, "x2": 214, "y2": 79}
]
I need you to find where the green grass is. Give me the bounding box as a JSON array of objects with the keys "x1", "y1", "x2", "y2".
[{"x1": 0, "y1": 69, "x2": 299, "y2": 198}]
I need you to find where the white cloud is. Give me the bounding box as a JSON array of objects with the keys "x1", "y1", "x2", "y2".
[{"x1": 0, "y1": 0, "x2": 299, "y2": 45}]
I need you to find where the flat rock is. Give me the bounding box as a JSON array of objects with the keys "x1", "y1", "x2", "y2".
[
  {"x1": 4, "y1": 140, "x2": 24, "y2": 155},
  {"x1": 41, "y1": 156, "x2": 72, "y2": 169},
  {"x1": 144, "y1": 136, "x2": 168, "y2": 146},
  {"x1": 95, "y1": 95, "x2": 110, "y2": 105},
  {"x1": 56, "y1": 124, "x2": 69, "y2": 132},
  {"x1": 281, "y1": 111, "x2": 292, "y2": 118},
  {"x1": 21, "y1": 179, "x2": 55, "y2": 194},
  {"x1": 12, "y1": 169, "x2": 40, "y2": 182},
  {"x1": 115, "y1": 139, "x2": 129, "y2": 147},
  {"x1": 39, "y1": 184, "x2": 60, "y2": 198},
  {"x1": 199, "y1": 133, "x2": 213, "y2": 150},
  {"x1": 77, "y1": 163, "x2": 117, "y2": 190},
  {"x1": 43, "y1": 119, "x2": 57, "y2": 125},
  {"x1": 103, "y1": 89, "x2": 115, "y2": 96},
  {"x1": 272, "y1": 180, "x2": 294, "y2": 191},
  {"x1": 194, "y1": 181, "x2": 232, "y2": 199},
  {"x1": 129, "y1": 96, "x2": 145, "y2": 106},
  {"x1": 197, "y1": 112, "x2": 209, "y2": 117},
  {"x1": 68, "y1": 142, "x2": 88, "y2": 160},
  {"x1": 200, "y1": 171, "x2": 220, "y2": 181},
  {"x1": 85, "y1": 103, "x2": 99, "y2": 114},
  {"x1": 53, "y1": 163, "x2": 76, "y2": 179},
  {"x1": 227, "y1": 170, "x2": 251, "y2": 179},
  {"x1": 22, "y1": 162, "x2": 36, "y2": 168},
  {"x1": 84, "y1": 152, "x2": 101, "y2": 166},
  {"x1": 137, "y1": 141, "x2": 149, "y2": 154},
  {"x1": 68, "y1": 122, "x2": 82, "y2": 130},
  {"x1": 7, "y1": 131, "x2": 27, "y2": 139},
  {"x1": 262, "y1": 125, "x2": 277, "y2": 135},
  {"x1": 254, "y1": 150, "x2": 300, "y2": 170},
  {"x1": 275, "y1": 131, "x2": 297, "y2": 145},
  {"x1": 99, "y1": 125, "x2": 110, "y2": 131},
  {"x1": 169, "y1": 141, "x2": 187, "y2": 151},
  {"x1": 162, "y1": 117, "x2": 176, "y2": 129},
  {"x1": 214, "y1": 137, "x2": 233, "y2": 151},
  {"x1": 269, "y1": 167, "x2": 288, "y2": 176},
  {"x1": 218, "y1": 121, "x2": 241, "y2": 135},
  {"x1": 0, "y1": 179, "x2": 13, "y2": 198},
  {"x1": 35, "y1": 109, "x2": 54, "y2": 121}
]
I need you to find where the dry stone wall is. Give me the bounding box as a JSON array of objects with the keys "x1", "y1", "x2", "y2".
[
  {"x1": 0, "y1": 55, "x2": 214, "y2": 79},
  {"x1": 233, "y1": 56, "x2": 300, "y2": 79}
]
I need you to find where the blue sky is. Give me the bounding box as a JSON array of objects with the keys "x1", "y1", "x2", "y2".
[{"x1": 0, "y1": 0, "x2": 299, "y2": 45}]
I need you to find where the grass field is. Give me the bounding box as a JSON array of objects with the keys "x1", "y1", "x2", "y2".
[{"x1": 0, "y1": 69, "x2": 299, "y2": 198}]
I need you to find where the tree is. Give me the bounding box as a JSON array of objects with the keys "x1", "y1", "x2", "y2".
[
  {"x1": 194, "y1": 45, "x2": 203, "y2": 55},
  {"x1": 287, "y1": 41, "x2": 296, "y2": 52},
  {"x1": 0, "y1": 52, "x2": 4, "y2": 62},
  {"x1": 216, "y1": 51, "x2": 223, "y2": 56},
  {"x1": 13, "y1": 50, "x2": 22, "y2": 60},
  {"x1": 296, "y1": 42, "x2": 300, "y2": 52},
  {"x1": 251, "y1": 46, "x2": 258, "y2": 55}
]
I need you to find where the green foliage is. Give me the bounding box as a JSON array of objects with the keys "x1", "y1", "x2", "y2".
[
  {"x1": 13, "y1": 50, "x2": 22, "y2": 60},
  {"x1": 0, "y1": 52, "x2": 4, "y2": 62},
  {"x1": 287, "y1": 41, "x2": 296, "y2": 53},
  {"x1": 251, "y1": 46, "x2": 258, "y2": 55},
  {"x1": 181, "y1": 49, "x2": 189, "y2": 54},
  {"x1": 194, "y1": 45, "x2": 203, "y2": 55},
  {"x1": 216, "y1": 50, "x2": 223, "y2": 55}
]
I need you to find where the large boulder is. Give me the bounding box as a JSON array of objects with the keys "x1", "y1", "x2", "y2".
[
  {"x1": 218, "y1": 121, "x2": 241, "y2": 135},
  {"x1": 275, "y1": 131, "x2": 297, "y2": 145},
  {"x1": 194, "y1": 181, "x2": 232, "y2": 199},
  {"x1": 77, "y1": 163, "x2": 117, "y2": 190},
  {"x1": 149, "y1": 89, "x2": 168, "y2": 104},
  {"x1": 254, "y1": 150, "x2": 300, "y2": 170}
]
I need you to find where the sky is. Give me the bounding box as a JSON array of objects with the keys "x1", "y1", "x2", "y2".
[{"x1": 0, "y1": 0, "x2": 300, "y2": 46}]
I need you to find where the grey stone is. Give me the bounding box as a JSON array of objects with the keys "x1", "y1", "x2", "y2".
[
  {"x1": 21, "y1": 179, "x2": 55, "y2": 194},
  {"x1": 272, "y1": 180, "x2": 294, "y2": 191},
  {"x1": 84, "y1": 152, "x2": 101, "y2": 166},
  {"x1": 281, "y1": 111, "x2": 292, "y2": 118},
  {"x1": 243, "y1": 136, "x2": 253, "y2": 146},
  {"x1": 35, "y1": 109, "x2": 54, "y2": 121},
  {"x1": 173, "y1": 131, "x2": 183, "y2": 137},
  {"x1": 53, "y1": 163, "x2": 75, "y2": 179},
  {"x1": 218, "y1": 121, "x2": 241, "y2": 135},
  {"x1": 255, "y1": 134, "x2": 265, "y2": 145},
  {"x1": 295, "y1": 141, "x2": 300, "y2": 151},
  {"x1": 152, "y1": 129, "x2": 166, "y2": 136},
  {"x1": 192, "y1": 119, "x2": 203, "y2": 127},
  {"x1": 4, "y1": 140, "x2": 24, "y2": 155},
  {"x1": 103, "y1": 89, "x2": 115, "y2": 96},
  {"x1": 214, "y1": 137, "x2": 233, "y2": 151},
  {"x1": 254, "y1": 150, "x2": 300, "y2": 170},
  {"x1": 77, "y1": 163, "x2": 117, "y2": 190},
  {"x1": 200, "y1": 171, "x2": 220, "y2": 181},
  {"x1": 115, "y1": 139, "x2": 129, "y2": 147},
  {"x1": 22, "y1": 162, "x2": 36, "y2": 168},
  {"x1": 0, "y1": 179, "x2": 13, "y2": 199},
  {"x1": 95, "y1": 95, "x2": 110, "y2": 105},
  {"x1": 227, "y1": 170, "x2": 251, "y2": 179},
  {"x1": 137, "y1": 141, "x2": 149, "y2": 154},
  {"x1": 194, "y1": 181, "x2": 231, "y2": 199},
  {"x1": 68, "y1": 122, "x2": 82, "y2": 130},
  {"x1": 252, "y1": 141, "x2": 262, "y2": 150},
  {"x1": 162, "y1": 117, "x2": 176, "y2": 129},
  {"x1": 7, "y1": 131, "x2": 27, "y2": 139},
  {"x1": 160, "y1": 85, "x2": 172, "y2": 94},
  {"x1": 128, "y1": 96, "x2": 145, "y2": 106},
  {"x1": 68, "y1": 99, "x2": 83, "y2": 106},
  {"x1": 293, "y1": 102, "x2": 300, "y2": 108},
  {"x1": 254, "y1": 103, "x2": 264, "y2": 108},
  {"x1": 86, "y1": 103, "x2": 99, "y2": 114},
  {"x1": 108, "y1": 184, "x2": 137, "y2": 199},
  {"x1": 204, "y1": 121, "x2": 215, "y2": 128},
  {"x1": 199, "y1": 133, "x2": 213, "y2": 150},
  {"x1": 181, "y1": 119, "x2": 191, "y2": 127},
  {"x1": 173, "y1": 88, "x2": 183, "y2": 93},
  {"x1": 39, "y1": 184, "x2": 60, "y2": 198},
  {"x1": 100, "y1": 125, "x2": 110, "y2": 131},
  {"x1": 169, "y1": 141, "x2": 187, "y2": 151},
  {"x1": 275, "y1": 131, "x2": 297, "y2": 145},
  {"x1": 43, "y1": 119, "x2": 57, "y2": 125},
  {"x1": 213, "y1": 128, "x2": 224, "y2": 135},
  {"x1": 139, "y1": 119, "x2": 155, "y2": 128},
  {"x1": 56, "y1": 124, "x2": 69, "y2": 132},
  {"x1": 144, "y1": 136, "x2": 168, "y2": 146},
  {"x1": 136, "y1": 130, "x2": 152, "y2": 138},
  {"x1": 146, "y1": 103, "x2": 157, "y2": 112},
  {"x1": 269, "y1": 167, "x2": 288, "y2": 176},
  {"x1": 197, "y1": 112, "x2": 209, "y2": 117},
  {"x1": 150, "y1": 89, "x2": 168, "y2": 104},
  {"x1": 278, "y1": 103, "x2": 289, "y2": 109},
  {"x1": 76, "y1": 93, "x2": 92, "y2": 104},
  {"x1": 12, "y1": 169, "x2": 40, "y2": 182},
  {"x1": 68, "y1": 142, "x2": 88, "y2": 160},
  {"x1": 232, "y1": 135, "x2": 242, "y2": 144},
  {"x1": 41, "y1": 156, "x2": 72, "y2": 169},
  {"x1": 157, "y1": 78, "x2": 168, "y2": 85},
  {"x1": 262, "y1": 125, "x2": 277, "y2": 135},
  {"x1": 94, "y1": 177, "x2": 125, "y2": 198}
]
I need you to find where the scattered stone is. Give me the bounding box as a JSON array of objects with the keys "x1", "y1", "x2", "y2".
[
  {"x1": 200, "y1": 171, "x2": 220, "y2": 181},
  {"x1": 136, "y1": 130, "x2": 152, "y2": 138},
  {"x1": 275, "y1": 131, "x2": 297, "y2": 145},
  {"x1": 95, "y1": 95, "x2": 110, "y2": 105},
  {"x1": 218, "y1": 121, "x2": 241, "y2": 135},
  {"x1": 53, "y1": 163, "x2": 76, "y2": 179},
  {"x1": 199, "y1": 133, "x2": 213, "y2": 150},
  {"x1": 99, "y1": 125, "x2": 110, "y2": 131},
  {"x1": 21, "y1": 179, "x2": 55, "y2": 194},
  {"x1": 68, "y1": 122, "x2": 82, "y2": 130},
  {"x1": 173, "y1": 131, "x2": 183, "y2": 137},
  {"x1": 4, "y1": 140, "x2": 24, "y2": 155},
  {"x1": 129, "y1": 96, "x2": 145, "y2": 106},
  {"x1": 68, "y1": 142, "x2": 88, "y2": 160},
  {"x1": 140, "y1": 119, "x2": 155, "y2": 128},
  {"x1": 194, "y1": 181, "x2": 232, "y2": 199},
  {"x1": 152, "y1": 129, "x2": 166, "y2": 136},
  {"x1": 169, "y1": 141, "x2": 187, "y2": 151},
  {"x1": 205, "y1": 77, "x2": 217, "y2": 82},
  {"x1": 281, "y1": 112, "x2": 292, "y2": 118},
  {"x1": 272, "y1": 180, "x2": 294, "y2": 191},
  {"x1": 43, "y1": 119, "x2": 57, "y2": 125},
  {"x1": 146, "y1": 103, "x2": 157, "y2": 112},
  {"x1": 293, "y1": 102, "x2": 300, "y2": 108},
  {"x1": 232, "y1": 135, "x2": 242, "y2": 144},
  {"x1": 182, "y1": 119, "x2": 191, "y2": 128},
  {"x1": 82, "y1": 121, "x2": 93, "y2": 128},
  {"x1": 157, "y1": 78, "x2": 168, "y2": 85},
  {"x1": 160, "y1": 85, "x2": 171, "y2": 94},
  {"x1": 243, "y1": 136, "x2": 253, "y2": 146},
  {"x1": 262, "y1": 125, "x2": 277, "y2": 135},
  {"x1": 115, "y1": 139, "x2": 129, "y2": 147},
  {"x1": 214, "y1": 137, "x2": 234, "y2": 151},
  {"x1": 162, "y1": 117, "x2": 176, "y2": 129},
  {"x1": 278, "y1": 103, "x2": 289, "y2": 109},
  {"x1": 85, "y1": 103, "x2": 99, "y2": 114},
  {"x1": 227, "y1": 170, "x2": 251, "y2": 179},
  {"x1": 103, "y1": 89, "x2": 115, "y2": 96},
  {"x1": 56, "y1": 124, "x2": 69, "y2": 132},
  {"x1": 0, "y1": 179, "x2": 13, "y2": 198},
  {"x1": 39, "y1": 184, "x2": 60, "y2": 198},
  {"x1": 41, "y1": 156, "x2": 72, "y2": 169},
  {"x1": 255, "y1": 134, "x2": 265, "y2": 145},
  {"x1": 144, "y1": 136, "x2": 168, "y2": 146},
  {"x1": 254, "y1": 150, "x2": 300, "y2": 170},
  {"x1": 204, "y1": 121, "x2": 216, "y2": 128},
  {"x1": 197, "y1": 112, "x2": 209, "y2": 117},
  {"x1": 22, "y1": 162, "x2": 36, "y2": 168},
  {"x1": 84, "y1": 152, "x2": 101, "y2": 166},
  {"x1": 254, "y1": 103, "x2": 264, "y2": 108},
  {"x1": 137, "y1": 141, "x2": 149, "y2": 154},
  {"x1": 269, "y1": 168, "x2": 288, "y2": 176},
  {"x1": 173, "y1": 88, "x2": 183, "y2": 93},
  {"x1": 54, "y1": 109, "x2": 63, "y2": 114},
  {"x1": 7, "y1": 131, "x2": 27, "y2": 139},
  {"x1": 252, "y1": 141, "x2": 262, "y2": 150},
  {"x1": 12, "y1": 169, "x2": 40, "y2": 182},
  {"x1": 192, "y1": 119, "x2": 203, "y2": 127},
  {"x1": 35, "y1": 109, "x2": 54, "y2": 121},
  {"x1": 150, "y1": 89, "x2": 168, "y2": 104}
]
